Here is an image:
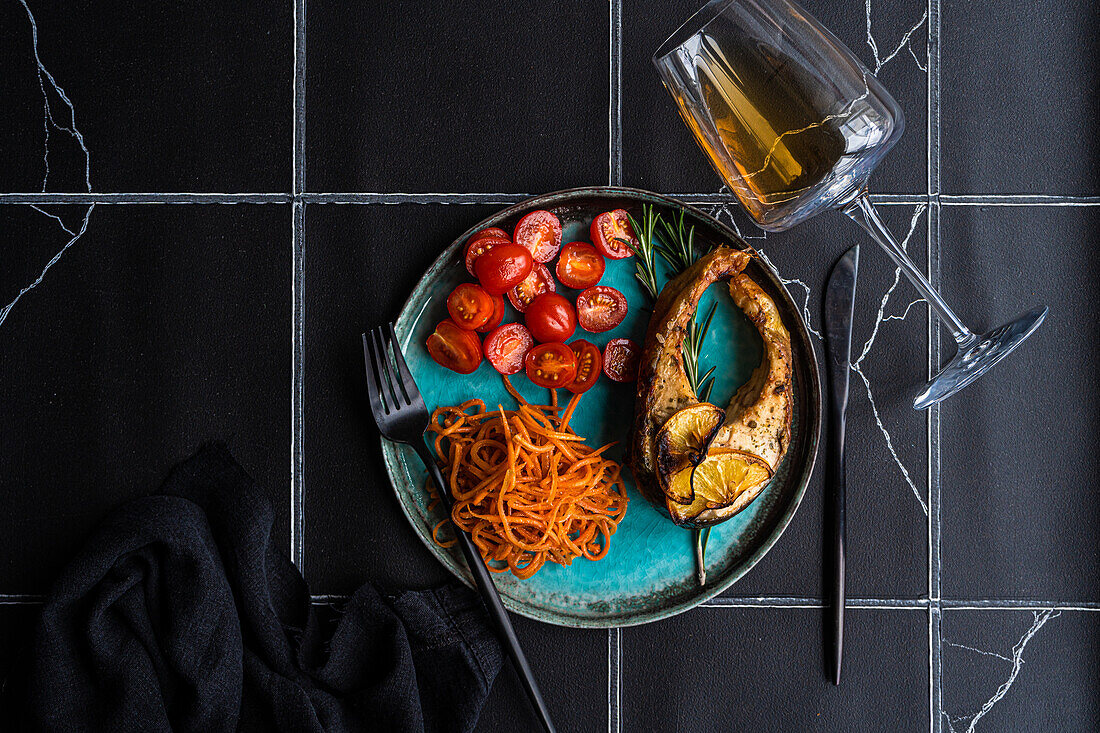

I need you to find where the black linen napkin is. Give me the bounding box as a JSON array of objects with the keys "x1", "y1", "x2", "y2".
[{"x1": 7, "y1": 443, "x2": 501, "y2": 733}]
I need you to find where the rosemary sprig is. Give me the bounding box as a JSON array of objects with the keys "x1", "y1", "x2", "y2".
[
  {"x1": 655, "y1": 209, "x2": 701, "y2": 272},
  {"x1": 683, "y1": 302, "x2": 718, "y2": 401},
  {"x1": 624, "y1": 206, "x2": 662, "y2": 301},
  {"x1": 653, "y1": 212, "x2": 716, "y2": 407}
]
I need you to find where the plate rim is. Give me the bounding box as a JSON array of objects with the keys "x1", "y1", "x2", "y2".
[{"x1": 383, "y1": 185, "x2": 822, "y2": 628}]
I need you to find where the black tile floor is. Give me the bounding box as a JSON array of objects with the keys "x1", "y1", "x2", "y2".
[
  {"x1": 0, "y1": 1, "x2": 293, "y2": 192},
  {"x1": 940, "y1": 608, "x2": 1100, "y2": 730},
  {"x1": 622, "y1": 607, "x2": 928, "y2": 730},
  {"x1": 305, "y1": 1, "x2": 610, "y2": 193},
  {"x1": 938, "y1": 205, "x2": 1100, "y2": 602},
  {"x1": 0, "y1": 204, "x2": 292, "y2": 592},
  {"x1": 2, "y1": 0, "x2": 1097, "y2": 731},
  {"x1": 940, "y1": 0, "x2": 1099, "y2": 196}
]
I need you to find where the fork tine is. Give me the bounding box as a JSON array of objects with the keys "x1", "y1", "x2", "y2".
[
  {"x1": 387, "y1": 322, "x2": 419, "y2": 405},
  {"x1": 371, "y1": 327, "x2": 402, "y2": 411},
  {"x1": 362, "y1": 332, "x2": 388, "y2": 419},
  {"x1": 368, "y1": 328, "x2": 395, "y2": 414}
]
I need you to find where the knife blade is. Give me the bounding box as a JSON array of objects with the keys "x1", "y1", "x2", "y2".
[{"x1": 823, "y1": 243, "x2": 858, "y2": 686}]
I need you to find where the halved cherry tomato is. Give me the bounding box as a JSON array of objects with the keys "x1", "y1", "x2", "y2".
[
  {"x1": 603, "y1": 338, "x2": 639, "y2": 382},
  {"x1": 475, "y1": 244, "x2": 534, "y2": 295},
  {"x1": 446, "y1": 283, "x2": 495, "y2": 330},
  {"x1": 484, "y1": 323, "x2": 534, "y2": 375},
  {"x1": 514, "y1": 210, "x2": 563, "y2": 263},
  {"x1": 426, "y1": 319, "x2": 482, "y2": 374},
  {"x1": 576, "y1": 285, "x2": 628, "y2": 333},
  {"x1": 464, "y1": 235, "x2": 510, "y2": 276},
  {"x1": 469, "y1": 226, "x2": 509, "y2": 243},
  {"x1": 524, "y1": 293, "x2": 577, "y2": 344},
  {"x1": 590, "y1": 209, "x2": 637, "y2": 259},
  {"x1": 567, "y1": 340, "x2": 602, "y2": 394},
  {"x1": 475, "y1": 294, "x2": 506, "y2": 333},
  {"x1": 508, "y1": 262, "x2": 555, "y2": 312},
  {"x1": 557, "y1": 242, "x2": 605, "y2": 289},
  {"x1": 524, "y1": 342, "x2": 578, "y2": 388}
]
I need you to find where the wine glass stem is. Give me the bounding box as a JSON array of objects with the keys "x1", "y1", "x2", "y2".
[{"x1": 842, "y1": 192, "x2": 974, "y2": 345}]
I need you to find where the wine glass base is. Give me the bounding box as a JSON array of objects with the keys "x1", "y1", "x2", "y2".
[{"x1": 913, "y1": 306, "x2": 1048, "y2": 410}]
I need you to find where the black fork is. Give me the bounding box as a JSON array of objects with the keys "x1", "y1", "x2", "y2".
[{"x1": 362, "y1": 324, "x2": 556, "y2": 733}]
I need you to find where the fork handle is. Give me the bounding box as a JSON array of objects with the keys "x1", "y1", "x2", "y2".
[{"x1": 414, "y1": 441, "x2": 557, "y2": 733}]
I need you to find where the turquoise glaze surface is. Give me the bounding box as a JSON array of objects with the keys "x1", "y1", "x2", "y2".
[{"x1": 386, "y1": 188, "x2": 821, "y2": 627}]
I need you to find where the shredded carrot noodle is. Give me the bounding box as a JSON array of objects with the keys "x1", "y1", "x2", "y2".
[{"x1": 426, "y1": 379, "x2": 628, "y2": 579}]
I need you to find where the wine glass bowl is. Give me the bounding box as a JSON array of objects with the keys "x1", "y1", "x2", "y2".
[
  {"x1": 653, "y1": 0, "x2": 1047, "y2": 408},
  {"x1": 653, "y1": 0, "x2": 904, "y2": 231}
]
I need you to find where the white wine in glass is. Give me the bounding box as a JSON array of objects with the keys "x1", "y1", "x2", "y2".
[{"x1": 654, "y1": 0, "x2": 1046, "y2": 408}]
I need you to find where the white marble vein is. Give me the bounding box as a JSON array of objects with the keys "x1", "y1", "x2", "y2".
[
  {"x1": 943, "y1": 610, "x2": 1060, "y2": 732},
  {"x1": 753, "y1": 245, "x2": 823, "y2": 340},
  {"x1": 2, "y1": 0, "x2": 94, "y2": 330},
  {"x1": 851, "y1": 204, "x2": 928, "y2": 514},
  {"x1": 0, "y1": 205, "x2": 94, "y2": 328},
  {"x1": 908, "y1": 43, "x2": 928, "y2": 73},
  {"x1": 942, "y1": 640, "x2": 1012, "y2": 664},
  {"x1": 865, "y1": 1, "x2": 929, "y2": 74}
]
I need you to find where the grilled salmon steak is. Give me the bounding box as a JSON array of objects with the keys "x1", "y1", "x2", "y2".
[{"x1": 629, "y1": 247, "x2": 794, "y2": 527}]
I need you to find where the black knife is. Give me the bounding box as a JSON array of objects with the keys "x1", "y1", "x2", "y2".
[{"x1": 823, "y1": 243, "x2": 859, "y2": 686}]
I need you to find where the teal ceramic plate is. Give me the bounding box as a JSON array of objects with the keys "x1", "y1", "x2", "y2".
[{"x1": 386, "y1": 187, "x2": 821, "y2": 627}]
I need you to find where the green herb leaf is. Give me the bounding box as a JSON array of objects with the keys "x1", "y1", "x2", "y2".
[
  {"x1": 683, "y1": 302, "x2": 718, "y2": 397},
  {"x1": 626, "y1": 207, "x2": 663, "y2": 302},
  {"x1": 698, "y1": 376, "x2": 716, "y2": 404},
  {"x1": 655, "y1": 209, "x2": 706, "y2": 274}
]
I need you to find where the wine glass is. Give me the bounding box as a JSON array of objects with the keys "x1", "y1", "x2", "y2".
[{"x1": 653, "y1": 0, "x2": 1046, "y2": 409}]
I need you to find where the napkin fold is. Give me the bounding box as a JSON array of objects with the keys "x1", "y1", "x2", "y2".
[{"x1": 6, "y1": 443, "x2": 501, "y2": 733}]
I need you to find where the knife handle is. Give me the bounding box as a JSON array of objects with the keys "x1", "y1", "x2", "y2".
[{"x1": 826, "y1": 396, "x2": 847, "y2": 685}]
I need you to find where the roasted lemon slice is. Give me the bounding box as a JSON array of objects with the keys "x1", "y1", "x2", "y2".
[
  {"x1": 655, "y1": 403, "x2": 724, "y2": 502},
  {"x1": 666, "y1": 449, "x2": 772, "y2": 525}
]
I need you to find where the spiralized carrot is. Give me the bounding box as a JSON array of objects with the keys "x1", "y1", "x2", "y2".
[{"x1": 427, "y1": 379, "x2": 629, "y2": 579}]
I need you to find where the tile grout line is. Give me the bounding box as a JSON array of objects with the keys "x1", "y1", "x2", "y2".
[
  {"x1": 301, "y1": 596, "x2": 1100, "y2": 608},
  {"x1": 0, "y1": 595, "x2": 46, "y2": 605},
  {"x1": 939, "y1": 194, "x2": 1100, "y2": 205},
  {"x1": 290, "y1": 0, "x2": 307, "y2": 572},
  {"x1": 608, "y1": 3, "x2": 623, "y2": 730},
  {"x1": 1, "y1": 192, "x2": 1095, "y2": 206},
  {"x1": 0, "y1": 193, "x2": 294, "y2": 203},
  {"x1": 5, "y1": 593, "x2": 1100, "y2": 610},
  {"x1": 702, "y1": 598, "x2": 929, "y2": 609},
  {"x1": 924, "y1": 0, "x2": 935, "y2": 723},
  {"x1": 292, "y1": 202, "x2": 305, "y2": 571},
  {"x1": 304, "y1": 192, "x2": 529, "y2": 204},
  {"x1": 940, "y1": 600, "x2": 1100, "y2": 610},
  {"x1": 927, "y1": 0, "x2": 943, "y2": 729},
  {"x1": 294, "y1": 0, "x2": 307, "y2": 197},
  {"x1": 925, "y1": 59, "x2": 935, "y2": 732},
  {"x1": 607, "y1": 627, "x2": 621, "y2": 733},
  {"x1": 608, "y1": 0, "x2": 623, "y2": 186}
]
